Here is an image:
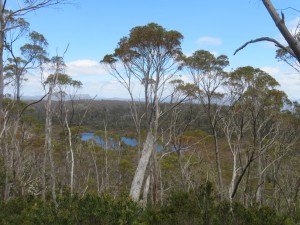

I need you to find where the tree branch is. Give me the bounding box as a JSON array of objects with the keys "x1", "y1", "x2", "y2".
[
  {"x1": 9, "y1": 0, "x2": 70, "y2": 17},
  {"x1": 234, "y1": 37, "x2": 296, "y2": 58},
  {"x1": 276, "y1": 7, "x2": 300, "y2": 13},
  {"x1": 19, "y1": 93, "x2": 48, "y2": 117}
]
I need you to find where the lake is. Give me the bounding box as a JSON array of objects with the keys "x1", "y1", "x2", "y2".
[
  {"x1": 81, "y1": 132, "x2": 163, "y2": 151},
  {"x1": 81, "y1": 132, "x2": 138, "y2": 148}
]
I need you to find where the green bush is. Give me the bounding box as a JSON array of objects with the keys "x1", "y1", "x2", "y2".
[{"x1": 0, "y1": 188, "x2": 298, "y2": 225}]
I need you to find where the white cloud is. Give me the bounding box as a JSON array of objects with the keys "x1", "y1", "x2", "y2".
[
  {"x1": 261, "y1": 66, "x2": 300, "y2": 100},
  {"x1": 20, "y1": 73, "x2": 45, "y2": 96},
  {"x1": 261, "y1": 66, "x2": 280, "y2": 76},
  {"x1": 79, "y1": 79, "x2": 145, "y2": 100},
  {"x1": 15, "y1": 59, "x2": 109, "y2": 97},
  {"x1": 66, "y1": 59, "x2": 107, "y2": 77},
  {"x1": 196, "y1": 36, "x2": 222, "y2": 46}
]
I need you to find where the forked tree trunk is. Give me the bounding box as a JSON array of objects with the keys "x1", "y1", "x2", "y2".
[{"x1": 130, "y1": 132, "x2": 154, "y2": 202}]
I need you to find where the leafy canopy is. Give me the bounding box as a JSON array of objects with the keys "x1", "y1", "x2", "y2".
[{"x1": 102, "y1": 22, "x2": 183, "y2": 67}]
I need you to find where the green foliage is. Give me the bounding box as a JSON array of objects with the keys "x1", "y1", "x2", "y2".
[
  {"x1": 142, "y1": 183, "x2": 214, "y2": 225},
  {"x1": 45, "y1": 73, "x2": 82, "y2": 88},
  {"x1": 184, "y1": 50, "x2": 229, "y2": 73},
  {"x1": 0, "y1": 190, "x2": 298, "y2": 225},
  {"x1": 103, "y1": 23, "x2": 183, "y2": 64},
  {"x1": 0, "y1": 194, "x2": 139, "y2": 225}
]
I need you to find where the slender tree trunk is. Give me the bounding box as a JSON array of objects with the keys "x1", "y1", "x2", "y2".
[
  {"x1": 229, "y1": 151, "x2": 237, "y2": 203},
  {"x1": 256, "y1": 151, "x2": 266, "y2": 206},
  {"x1": 213, "y1": 129, "x2": 224, "y2": 199},
  {"x1": 0, "y1": 2, "x2": 4, "y2": 107},
  {"x1": 16, "y1": 75, "x2": 21, "y2": 102},
  {"x1": 151, "y1": 95, "x2": 160, "y2": 204},
  {"x1": 12, "y1": 118, "x2": 22, "y2": 195},
  {"x1": 91, "y1": 142, "x2": 100, "y2": 194},
  {"x1": 104, "y1": 121, "x2": 109, "y2": 191},
  {"x1": 43, "y1": 86, "x2": 57, "y2": 207},
  {"x1": 65, "y1": 113, "x2": 74, "y2": 196},
  {"x1": 142, "y1": 175, "x2": 150, "y2": 208},
  {"x1": 41, "y1": 141, "x2": 47, "y2": 201},
  {"x1": 3, "y1": 130, "x2": 11, "y2": 201}
]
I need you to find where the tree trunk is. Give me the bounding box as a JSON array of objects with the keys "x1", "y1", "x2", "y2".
[
  {"x1": 0, "y1": 2, "x2": 4, "y2": 107},
  {"x1": 229, "y1": 151, "x2": 237, "y2": 203},
  {"x1": 104, "y1": 122, "x2": 109, "y2": 191},
  {"x1": 142, "y1": 175, "x2": 150, "y2": 208},
  {"x1": 256, "y1": 152, "x2": 266, "y2": 206},
  {"x1": 43, "y1": 85, "x2": 57, "y2": 207},
  {"x1": 213, "y1": 129, "x2": 224, "y2": 199},
  {"x1": 130, "y1": 132, "x2": 154, "y2": 202},
  {"x1": 65, "y1": 113, "x2": 74, "y2": 196},
  {"x1": 3, "y1": 130, "x2": 12, "y2": 201}
]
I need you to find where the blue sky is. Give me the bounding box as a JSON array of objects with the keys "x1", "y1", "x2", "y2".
[{"x1": 7, "y1": 0, "x2": 300, "y2": 100}]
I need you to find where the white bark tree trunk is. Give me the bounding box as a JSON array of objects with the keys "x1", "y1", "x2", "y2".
[
  {"x1": 229, "y1": 150, "x2": 237, "y2": 203},
  {"x1": 43, "y1": 84, "x2": 57, "y2": 207},
  {"x1": 65, "y1": 112, "x2": 74, "y2": 196},
  {"x1": 142, "y1": 175, "x2": 150, "y2": 207},
  {"x1": 130, "y1": 132, "x2": 154, "y2": 202}
]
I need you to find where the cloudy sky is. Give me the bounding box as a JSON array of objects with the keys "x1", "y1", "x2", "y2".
[{"x1": 6, "y1": 0, "x2": 300, "y2": 100}]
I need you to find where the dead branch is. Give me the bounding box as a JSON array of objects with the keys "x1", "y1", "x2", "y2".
[{"x1": 234, "y1": 37, "x2": 296, "y2": 58}]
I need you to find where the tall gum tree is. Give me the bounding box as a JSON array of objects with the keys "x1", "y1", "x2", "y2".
[
  {"x1": 42, "y1": 56, "x2": 66, "y2": 207},
  {"x1": 184, "y1": 50, "x2": 229, "y2": 200},
  {"x1": 45, "y1": 72, "x2": 82, "y2": 197},
  {"x1": 223, "y1": 66, "x2": 291, "y2": 206},
  {"x1": 4, "y1": 31, "x2": 48, "y2": 102},
  {"x1": 101, "y1": 23, "x2": 183, "y2": 203},
  {"x1": 2, "y1": 31, "x2": 48, "y2": 200}
]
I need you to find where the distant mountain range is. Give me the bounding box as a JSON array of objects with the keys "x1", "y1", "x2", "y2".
[
  {"x1": 19, "y1": 94, "x2": 132, "y2": 101},
  {"x1": 19, "y1": 95, "x2": 300, "y2": 103},
  {"x1": 20, "y1": 94, "x2": 92, "y2": 101}
]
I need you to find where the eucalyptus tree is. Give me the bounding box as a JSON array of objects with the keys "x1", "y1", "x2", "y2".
[
  {"x1": 243, "y1": 68, "x2": 289, "y2": 206},
  {"x1": 184, "y1": 50, "x2": 229, "y2": 199},
  {"x1": 42, "y1": 56, "x2": 66, "y2": 206},
  {"x1": 101, "y1": 23, "x2": 183, "y2": 203},
  {"x1": 4, "y1": 31, "x2": 48, "y2": 102},
  {"x1": 0, "y1": 0, "x2": 70, "y2": 107},
  {"x1": 45, "y1": 72, "x2": 82, "y2": 197},
  {"x1": 223, "y1": 66, "x2": 290, "y2": 206},
  {"x1": 0, "y1": 31, "x2": 48, "y2": 201}
]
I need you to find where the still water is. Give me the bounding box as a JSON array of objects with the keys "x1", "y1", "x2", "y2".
[{"x1": 81, "y1": 132, "x2": 163, "y2": 151}]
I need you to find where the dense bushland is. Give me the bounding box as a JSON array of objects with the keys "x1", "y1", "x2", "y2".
[{"x1": 0, "y1": 184, "x2": 297, "y2": 225}]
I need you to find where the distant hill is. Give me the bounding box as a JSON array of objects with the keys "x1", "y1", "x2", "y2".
[{"x1": 21, "y1": 94, "x2": 92, "y2": 101}]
